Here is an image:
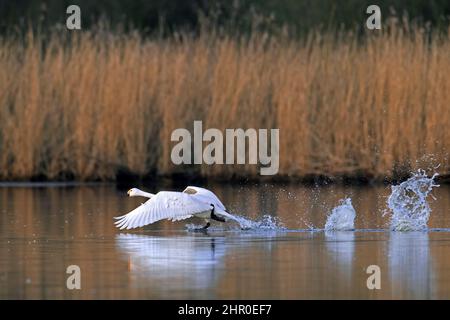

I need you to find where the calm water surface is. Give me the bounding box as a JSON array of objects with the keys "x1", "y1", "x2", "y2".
[{"x1": 1, "y1": 182, "x2": 450, "y2": 299}]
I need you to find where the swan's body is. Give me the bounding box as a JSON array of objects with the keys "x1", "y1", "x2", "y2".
[{"x1": 114, "y1": 186, "x2": 237, "y2": 230}]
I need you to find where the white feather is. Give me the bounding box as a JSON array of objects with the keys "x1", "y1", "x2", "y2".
[
  {"x1": 115, "y1": 191, "x2": 211, "y2": 230},
  {"x1": 183, "y1": 186, "x2": 227, "y2": 211}
]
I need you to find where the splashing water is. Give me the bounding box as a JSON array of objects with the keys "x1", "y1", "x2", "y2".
[
  {"x1": 185, "y1": 214, "x2": 285, "y2": 231},
  {"x1": 387, "y1": 170, "x2": 439, "y2": 231},
  {"x1": 324, "y1": 198, "x2": 356, "y2": 231},
  {"x1": 247, "y1": 214, "x2": 285, "y2": 230},
  {"x1": 220, "y1": 213, "x2": 285, "y2": 231}
]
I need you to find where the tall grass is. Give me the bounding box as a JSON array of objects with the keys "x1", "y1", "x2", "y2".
[{"x1": 0, "y1": 25, "x2": 449, "y2": 181}]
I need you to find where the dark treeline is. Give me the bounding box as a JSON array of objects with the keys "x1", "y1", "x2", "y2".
[{"x1": 0, "y1": 0, "x2": 449, "y2": 35}]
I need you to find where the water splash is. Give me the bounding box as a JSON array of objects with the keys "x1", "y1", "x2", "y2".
[
  {"x1": 220, "y1": 213, "x2": 286, "y2": 231},
  {"x1": 324, "y1": 198, "x2": 356, "y2": 231},
  {"x1": 186, "y1": 214, "x2": 285, "y2": 231},
  {"x1": 249, "y1": 214, "x2": 285, "y2": 230},
  {"x1": 387, "y1": 169, "x2": 439, "y2": 231}
]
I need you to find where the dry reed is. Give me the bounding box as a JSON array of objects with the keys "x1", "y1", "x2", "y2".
[{"x1": 0, "y1": 25, "x2": 449, "y2": 181}]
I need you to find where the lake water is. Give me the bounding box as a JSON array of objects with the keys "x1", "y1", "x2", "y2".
[{"x1": 1, "y1": 182, "x2": 450, "y2": 299}]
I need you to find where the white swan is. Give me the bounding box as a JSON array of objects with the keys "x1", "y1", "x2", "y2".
[{"x1": 114, "y1": 186, "x2": 238, "y2": 230}]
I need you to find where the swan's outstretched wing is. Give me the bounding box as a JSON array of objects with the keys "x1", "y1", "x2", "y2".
[
  {"x1": 183, "y1": 186, "x2": 227, "y2": 211},
  {"x1": 182, "y1": 186, "x2": 246, "y2": 225},
  {"x1": 114, "y1": 191, "x2": 211, "y2": 230}
]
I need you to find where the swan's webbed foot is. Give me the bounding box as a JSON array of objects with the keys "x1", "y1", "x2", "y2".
[
  {"x1": 192, "y1": 221, "x2": 210, "y2": 232},
  {"x1": 189, "y1": 222, "x2": 210, "y2": 233}
]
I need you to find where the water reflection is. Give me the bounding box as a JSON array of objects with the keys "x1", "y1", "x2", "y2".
[
  {"x1": 116, "y1": 234, "x2": 227, "y2": 290},
  {"x1": 325, "y1": 231, "x2": 355, "y2": 266},
  {"x1": 0, "y1": 184, "x2": 450, "y2": 299},
  {"x1": 388, "y1": 232, "x2": 433, "y2": 299},
  {"x1": 324, "y1": 231, "x2": 355, "y2": 298}
]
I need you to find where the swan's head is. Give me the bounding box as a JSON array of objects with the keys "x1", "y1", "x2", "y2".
[{"x1": 127, "y1": 188, "x2": 140, "y2": 197}]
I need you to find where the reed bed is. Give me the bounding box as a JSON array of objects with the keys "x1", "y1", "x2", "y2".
[{"x1": 0, "y1": 26, "x2": 449, "y2": 181}]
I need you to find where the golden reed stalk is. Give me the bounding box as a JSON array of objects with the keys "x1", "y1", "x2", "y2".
[{"x1": 0, "y1": 25, "x2": 449, "y2": 181}]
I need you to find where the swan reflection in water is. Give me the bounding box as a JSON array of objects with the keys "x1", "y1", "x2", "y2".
[
  {"x1": 115, "y1": 233, "x2": 229, "y2": 291},
  {"x1": 115, "y1": 229, "x2": 284, "y2": 295}
]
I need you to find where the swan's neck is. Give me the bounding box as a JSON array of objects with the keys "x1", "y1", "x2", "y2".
[{"x1": 134, "y1": 189, "x2": 154, "y2": 198}]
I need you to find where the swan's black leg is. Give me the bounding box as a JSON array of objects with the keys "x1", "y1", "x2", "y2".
[
  {"x1": 190, "y1": 221, "x2": 209, "y2": 232},
  {"x1": 202, "y1": 222, "x2": 211, "y2": 229}
]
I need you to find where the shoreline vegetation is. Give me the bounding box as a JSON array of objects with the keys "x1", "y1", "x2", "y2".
[{"x1": 0, "y1": 22, "x2": 449, "y2": 184}]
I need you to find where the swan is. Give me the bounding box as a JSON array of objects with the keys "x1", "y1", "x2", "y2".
[{"x1": 114, "y1": 186, "x2": 239, "y2": 230}]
